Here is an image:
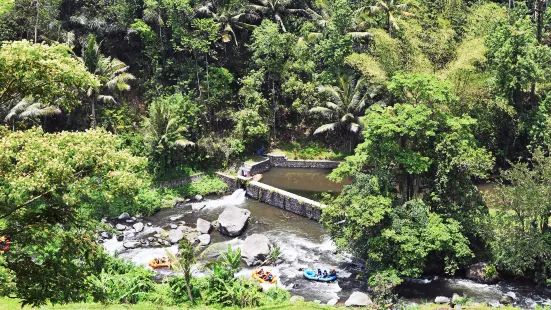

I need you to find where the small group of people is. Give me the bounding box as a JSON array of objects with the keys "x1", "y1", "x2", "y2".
[
  {"x1": 0, "y1": 236, "x2": 10, "y2": 252},
  {"x1": 153, "y1": 257, "x2": 169, "y2": 264},
  {"x1": 317, "y1": 268, "x2": 337, "y2": 278},
  {"x1": 257, "y1": 268, "x2": 274, "y2": 282}
]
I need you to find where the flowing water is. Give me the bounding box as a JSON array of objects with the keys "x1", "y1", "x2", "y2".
[
  {"x1": 103, "y1": 190, "x2": 551, "y2": 308},
  {"x1": 257, "y1": 167, "x2": 351, "y2": 200}
]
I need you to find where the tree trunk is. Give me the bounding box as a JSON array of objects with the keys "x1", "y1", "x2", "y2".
[
  {"x1": 34, "y1": 0, "x2": 40, "y2": 43},
  {"x1": 195, "y1": 54, "x2": 201, "y2": 97},
  {"x1": 387, "y1": 12, "x2": 392, "y2": 37},
  {"x1": 91, "y1": 98, "x2": 97, "y2": 129}
]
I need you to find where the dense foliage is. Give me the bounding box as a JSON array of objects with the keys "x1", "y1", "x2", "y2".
[{"x1": 4, "y1": 0, "x2": 551, "y2": 306}]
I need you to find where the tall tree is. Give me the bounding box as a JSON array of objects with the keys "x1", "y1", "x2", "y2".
[
  {"x1": 359, "y1": 0, "x2": 416, "y2": 37},
  {"x1": 248, "y1": 0, "x2": 310, "y2": 32},
  {"x1": 79, "y1": 34, "x2": 135, "y2": 128}
]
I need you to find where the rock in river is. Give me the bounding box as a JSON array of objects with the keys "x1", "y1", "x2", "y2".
[
  {"x1": 466, "y1": 262, "x2": 499, "y2": 284},
  {"x1": 196, "y1": 218, "x2": 213, "y2": 234},
  {"x1": 217, "y1": 206, "x2": 251, "y2": 237},
  {"x1": 194, "y1": 194, "x2": 203, "y2": 202},
  {"x1": 123, "y1": 241, "x2": 141, "y2": 249},
  {"x1": 435, "y1": 296, "x2": 450, "y2": 304},
  {"x1": 116, "y1": 224, "x2": 126, "y2": 231},
  {"x1": 345, "y1": 292, "x2": 373, "y2": 307},
  {"x1": 241, "y1": 234, "x2": 271, "y2": 266},
  {"x1": 170, "y1": 215, "x2": 184, "y2": 221},
  {"x1": 133, "y1": 222, "x2": 144, "y2": 233},
  {"x1": 168, "y1": 229, "x2": 184, "y2": 244},
  {"x1": 198, "y1": 234, "x2": 211, "y2": 245}
]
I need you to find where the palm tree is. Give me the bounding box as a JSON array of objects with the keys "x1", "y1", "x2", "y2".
[
  {"x1": 4, "y1": 97, "x2": 61, "y2": 129},
  {"x1": 196, "y1": 1, "x2": 257, "y2": 46},
  {"x1": 248, "y1": 0, "x2": 310, "y2": 32},
  {"x1": 144, "y1": 98, "x2": 195, "y2": 172},
  {"x1": 307, "y1": 0, "x2": 373, "y2": 40},
  {"x1": 80, "y1": 34, "x2": 135, "y2": 128},
  {"x1": 359, "y1": 0, "x2": 416, "y2": 37},
  {"x1": 310, "y1": 76, "x2": 372, "y2": 149}
]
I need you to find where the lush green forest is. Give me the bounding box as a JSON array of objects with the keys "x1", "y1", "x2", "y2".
[{"x1": 3, "y1": 0, "x2": 551, "y2": 307}]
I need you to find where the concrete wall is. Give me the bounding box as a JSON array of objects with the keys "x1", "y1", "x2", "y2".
[
  {"x1": 215, "y1": 172, "x2": 324, "y2": 221},
  {"x1": 157, "y1": 173, "x2": 204, "y2": 188}
]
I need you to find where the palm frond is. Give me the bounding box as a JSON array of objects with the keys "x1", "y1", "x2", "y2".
[
  {"x1": 309, "y1": 106, "x2": 334, "y2": 118},
  {"x1": 350, "y1": 123, "x2": 360, "y2": 133},
  {"x1": 347, "y1": 32, "x2": 373, "y2": 39},
  {"x1": 313, "y1": 122, "x2": 338, "y2": 135},
  {"x1": 173, "y1": 139, "x2": 195, "y2": 148}
]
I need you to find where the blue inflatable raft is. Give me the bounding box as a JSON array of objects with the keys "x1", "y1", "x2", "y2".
[{"x1": 303, "y1": 269, "x2": 337, "y2": 282}]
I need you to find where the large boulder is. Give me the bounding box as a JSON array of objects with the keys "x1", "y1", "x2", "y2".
[
  {"x1": 290, "y1": 295, "x2": 304, "y2": 303},
  {"x1": 168, "y1": 229, "x2": 185, "y2": 244},
  {"x1": 197, "y1": 218, "x2": 213, "y2": 234},
  {"x1": 115, "y1": 224, "x2": 126, "y2": 231},
  {"x1": 217, "y1": 206, "x2": 251, "y2": 237},
  {"x1": 241, "y1": 234, "x2": 271, "y2": 266},
  {"x1": 500, "y1": 292, "x2": 516, "y2": 305},
  {"x1": 327, "y1": 298, "x2": 339, "y2": 306},
  {"x1": 133, "y1": 222, "x2": 144, "y2": 233},
  {"x1": 466, "y1": 262, "x2": 499, "y2": 284},
  {"x1": 345, "y1": 292, "x2": 373, "y2": 307},
  {"x1": 194, "y1": 195, "x2": 203, "y2": 202}
]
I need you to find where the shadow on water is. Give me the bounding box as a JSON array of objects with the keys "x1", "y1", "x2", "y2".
[{"x1": 103, "y1": 190, "x2": 551, "y2": 307}]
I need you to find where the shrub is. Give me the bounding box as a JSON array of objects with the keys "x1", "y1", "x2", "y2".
[{"x1": 173, "y1": 175, "x2": 229, "y2": 197}]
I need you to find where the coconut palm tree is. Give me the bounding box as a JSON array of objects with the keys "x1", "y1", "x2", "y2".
[
  {"x1": 4, "y1": 97, "x2": 61, "y2": 129},
  {"x1": 248, "y1": 0, "x2": 310, "y2": 32},
  {"x1": 196, "y1": 1, "x2": 257, "y2": 45},
  {"x1": 80, "y1": 34, "x2": 135, "y2": 128},
  {"x1": 306, "y1": 0, "x2": 373, "y2": 40},
  {"x1": 144, "y1": 98, "x2": 195, "y2": 172},
  {"x1": 310, "y1": 76, "x2": 373, "y2": 148},
  {"x1": 359, "y1": 0, "x2": 416, "y2": 37}
]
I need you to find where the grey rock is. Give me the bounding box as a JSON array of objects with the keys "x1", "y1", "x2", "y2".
[
  {"x1": 116, "y1": 235, "x2": 124, "y2": 241},
  {"x1": 123, "y1": 241, "x2": 141, "y2": 249},
  {"x1": 170, "y1": 215, "x2": 184, "y2": 221},
  {"x1": 194, "y1": 194, "x2": 203, "y2": 201},
  {"x1": 327, "y1": 298, "x2": 339, "y2": 306},
  {"x1": 157, "y1": 238, "x2": 164, "y2": 243},
  {"x1": 290, "y1": 295, "x2": 304, "y2": 303},
  {"x1": 192, "y1": 204, "x2": 206, "y2": 211},
  {"x1": 466, "y1": 262, "x2": 499, "y2": 284},
  {"x1": 147, "y1": 222, "x2": 152, "y2": 226},
  {"x1": 116, "y1": 224, "x2": 126, "y2": 231},
  {"x1": 100, "y1": 231, "x2": 110, "y2": 239},
  {"x1": 154, "y1": 234, "x2": 160, "y2": 238},
  {"x1": 152, "y1": 242, "x2": 160, "y2": 247},
  {"x1": 198, "y1": 234, "x2": 211, "y2": 245},
  {"x1": 345, "y1": 292, "x2": 373, "y2": 307},
  {"x1": 140, "y1": 239, "x2": 147, "y2": 244},
  {"x1": 168, "y1": 229, "x2": 184, "y2": 244},
  {"x1": 196, "y1": 218, "x2": 213, "y2": 234},
  {"x1": 241, "y1": 234, "x2": 271, "y2": 266},
  {"x1": 313, "y1": 300, "x2": 321, "y2": 304},
  {"x1": 133, "y1": 222, "x2": 144, "y2": 233},
  {"x1": 217, "y1": 206, "x2": 251, "y2": 237},
  {"x1": 170, "y1": 224, "x2": 178, "y2": 229},
  {"x1": 500, "y1": 292, "x2": 516, "y2": 305},
  {"x1": 435, "y1": 296, "x2": 450, "y2": 304},
  {"x1": 118, "y1": 212, "x2": 131, "y2": 220},
  {"x1": 186, "y1": 231, "x2": 200, "y2": 243},
  {"x1": 147, "y1": 237, "x2": 154, "y2": 242},
  {"x1": 126, "y1": 218, "x2": 135, "y2": 224},
  {"x1": 164, "y1": 241, "x2": 171, "y2": 246}
]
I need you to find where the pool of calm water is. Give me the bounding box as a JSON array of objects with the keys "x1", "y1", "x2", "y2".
[
  {"x1": 103, "y1": 190, "x2": 551, "y2": 308},
  {"x1": 257, "y1": 167, "x2": 351, "y2": 200}
]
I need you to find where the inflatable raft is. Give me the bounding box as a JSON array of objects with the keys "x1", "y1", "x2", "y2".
[
  {"x1": 148, "y1": 258, "x2": 171, "y2": 269},
  {"x1": 0, "y1": 237, "x2": 10, "y2": 252},
  {"x1": 303, "y1": 269, "x2": 337, "y2": 282},
  {"x1": 252, "y1": 269, "x2": 277, "y2": 284}
]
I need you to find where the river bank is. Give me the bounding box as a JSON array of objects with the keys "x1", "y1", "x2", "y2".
[{"x1": 101, "y1": 191, "x2": 551, "y2": 308}]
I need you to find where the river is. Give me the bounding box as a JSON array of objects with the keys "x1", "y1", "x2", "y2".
[{"x1": 103, "y1": 189, "x2": 551, "y2": 308}]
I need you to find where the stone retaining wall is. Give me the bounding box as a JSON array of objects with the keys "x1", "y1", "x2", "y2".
[
  {"x1": 157, "y1": 173, "x2": 204, "y2": 188},
  {"x1": 244, "y1": 157, "x2": 272, "y2": 175},
  {"x1": 265, "y1": 154, "x2": 341, "y2": 169},
  {"x1": 215, "y1": 172, "x2": 324, "y2": 221}
]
